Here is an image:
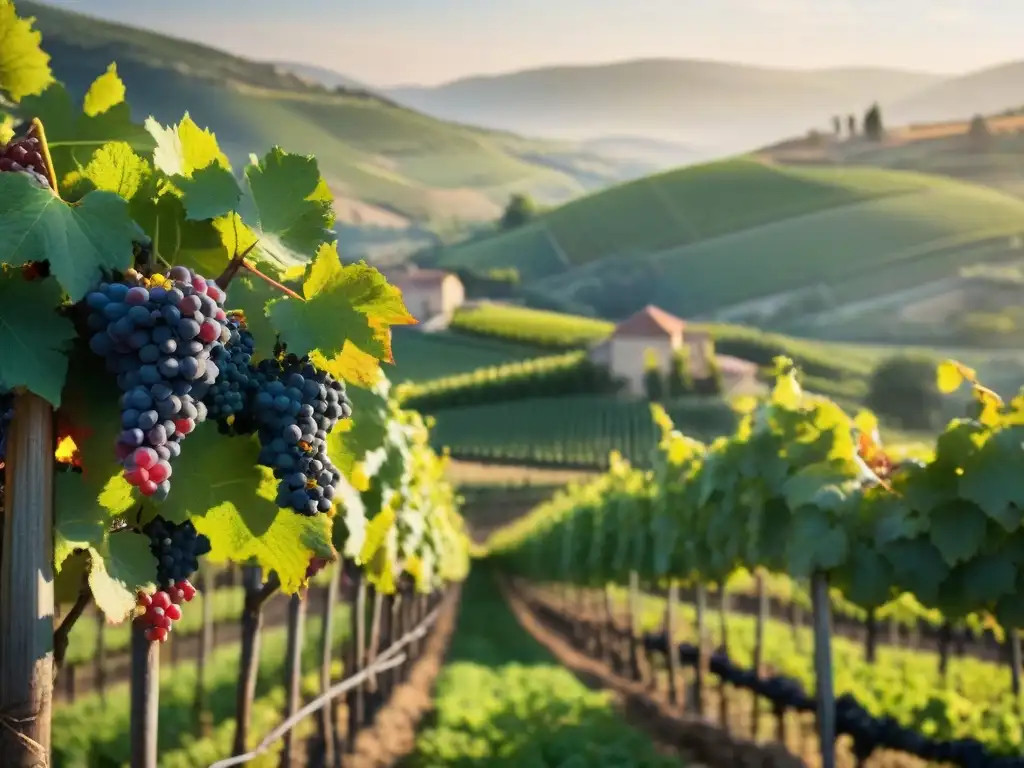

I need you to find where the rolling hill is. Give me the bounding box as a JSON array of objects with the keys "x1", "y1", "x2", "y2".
[
  {"x1": 426, "y1": 158, "x2": 1024, "y2": 321},
  {"x1": 15, "y1": 1, "x2": 646, "y2": 224},
  {"x1": 890, "y1": 61, "x2": 1024, "y2": 124},
  {"x1": 386, "y1": 59, "x2": 942, "y2": 149}
]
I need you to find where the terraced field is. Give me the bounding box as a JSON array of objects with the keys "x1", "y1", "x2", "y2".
[{"x1": 389, "y1": 329, "x2": 541, "y2": 383}]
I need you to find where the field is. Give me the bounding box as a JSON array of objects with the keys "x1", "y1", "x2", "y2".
[
  {"x1": 429, "y1": 158, "x2": 1024, "y2": 322},
  {"x1": 389, "y1": 329, "x2": 541, "y2": 383},
  {"x1": 21, "y1": 1, "x2": 644, "y2": 224},
  {"x1": 429, "y1": 395, "x2": 737, "y2": 468},
  {"x1": 451, "y1": 304, "x2": 614, "y2": 348}
]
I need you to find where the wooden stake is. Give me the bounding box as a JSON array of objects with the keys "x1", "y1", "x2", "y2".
[
  {"x1": 0, "y1": 392, "x2": 55, "y2": 767},
  {"x1": 130, "y1": 623, "x2": 159, "y2": 768}
]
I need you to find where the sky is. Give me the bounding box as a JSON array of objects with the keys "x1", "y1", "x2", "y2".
[{"x1": 35, "y1": 0, "x2": 1023, "y2": 87}]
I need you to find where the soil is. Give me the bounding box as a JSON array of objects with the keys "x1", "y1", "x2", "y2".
[{"x1": 338, "y1": 584, "x2": 461, "y2": 768}]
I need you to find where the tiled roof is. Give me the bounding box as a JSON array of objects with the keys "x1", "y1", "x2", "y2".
[{"x1": 611, "y1": 305, "x2": 686, "y2": 338}]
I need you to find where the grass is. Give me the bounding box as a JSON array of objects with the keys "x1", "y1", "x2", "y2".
[
  {"x1": 451, "y1": 304, "x2": 614, "y2": 348},
  {"x1": 20, "y1": 1, "x2": 632, "y2": 224},
  {"x1": 53, "y1": 605, "x2": 350, "y2": 767},
  {"x1": 405, "y1": 570, "x2": 681, "y2": 767},
  {"x1": 429, "y1": 395, "x2": 737, "y2": 469},
  {"x1": 390, "y1": 329, "x2": 541, "y2": 383}
]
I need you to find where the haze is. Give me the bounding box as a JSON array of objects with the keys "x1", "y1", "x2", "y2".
[{"x1": 33, "y1": 0, "x2": 1018, "y2": 86}]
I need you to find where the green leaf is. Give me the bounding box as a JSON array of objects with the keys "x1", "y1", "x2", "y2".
[
  {"x1": 82, "y1": 63, "x2": 125, "y2": 117},
  {"x1": 88, "y1": 533, "x2": 155, "y2": 621},
  {"x1": 147, "y1": 114, "x2": 229, "y2": 177},
  {"x1": 177, "y1": 164, "x2": 241, "y2": 221},
  {"x1": 840, "y1": 541, "x2": 892, "y2": 609},
  {"x1": 959, "y1": 428, "x2": 1024, "y2": 532},
  {"x1": 63, "y1": 141, "x2": 152, "y2": 201},
  {"x1": 0, "y1": 172, "x2": 142, "y2": 300},
  {"x1": 327, "y1": 378, "x2": 390, "y2": 481},
  {"x1": 129, "y1": 192, "x2": 229, "y2": 277},
  {"x1": 21, "y1": 77, "x2": 153, "y2": 188},
  {"x1": 787, "y1": 513, "x2": 848, "y2": 576},
  {"x1": 267, "y1": 244, "x2": 416, "y2": 381},
  {"x1": 0, "y1": 275, "x2": 75, "y2": 405},
  {"x1": 221, "y1": 274, "x2": 276, "y2": 360},
  {"x1": 0, "y1": 110, "x2": 15, "y2": 144},
  {"x1": 238, "y1": 147, "x2": 335, "y2": 259},
  {"x1": 54, "y1": 352, "x2": 137, "y2": 569},
  {"x1": 0, "y1": 0, "x2": 53, "y2": 102},
  {"x1": 152, "y1": 424, "x2": 334, "y2": 593},
  {"x1": 928, "y1": 501, "x2": 989, "y2": 567},
  {"x1": 884, "y1": 536, "x2": 950, "y2": 606},
  {"x1": 960, "y1": 550, "x2": 1016, "y2": 607}
]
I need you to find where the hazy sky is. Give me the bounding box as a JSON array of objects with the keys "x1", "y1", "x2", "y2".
[{"x1": 35, "y1": 0, "x2": 1020, "y2": 86}]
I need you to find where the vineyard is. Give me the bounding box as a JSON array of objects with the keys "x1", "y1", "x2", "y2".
[
  {"x1": 428, "y1": 395, "x2": 737, "y2": 468},
  {"x1": 0, "y1": 4, "x2": 468, "y2": 765},
  {"x1": 488, "y1": 358, "x2": 1024, "y2": 766}
]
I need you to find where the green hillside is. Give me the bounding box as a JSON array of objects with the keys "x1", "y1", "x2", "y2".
[
  {"x1": 16, "y1": 1, "x2": 634, "y2": 224},
  {"x1": 389, "y1": 330, "x2": 540, "y2": 384},
  {"x1": 432, "y1": 158, "x2": 1024, "y2": 318}
]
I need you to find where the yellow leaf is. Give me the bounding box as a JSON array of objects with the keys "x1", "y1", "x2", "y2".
[
  {"x1": 936, "y1": 360, "x2": 965, "y2": 394},
  {"x1": 82, "y1": 64, "x2": 125, "y2": 117}
]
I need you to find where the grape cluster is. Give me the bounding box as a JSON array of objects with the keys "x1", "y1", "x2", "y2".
[
  {"x1": 0, "y1": 130, "x2": 50, "y2": 189},
  {"x1": 142, "y1": 516, "x2": 211, "y2": 589},
  {"x1": 249, "y1": 354, "x2": 352, "y2": 516},
  {"x1": 202, "y1": 315, "x2": 255, "y2": 420},
  {"x1": 84, "y1": 266, "x2": 230, "y2": 498},
  {"x1": 135, "y1": 581, "x2": 196, "y2": 644}
]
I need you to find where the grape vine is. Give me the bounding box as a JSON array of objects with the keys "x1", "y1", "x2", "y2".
[{"x1": 0, "y1": 0, "x2": 468, "y2": 643}]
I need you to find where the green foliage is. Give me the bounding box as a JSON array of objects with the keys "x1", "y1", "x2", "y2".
[
  {"x1": 866, "y1": 355, "x2": 942, "y2": 431},
  {"x1": 864, "y1": 102, "x2": 884, "y2": 141},
  {"x1": 450, "y1": 303, "x2": 612, "y2": 349},
  {"x1": 643, "y1": 351, "x2": 665, "y2": 402},
  {"x1": 389, "y1": 329, "x2": 539, "y2": 384},
  {"x1": 397, "y1": 351, "x2": 619, "y2": 412},
  {"x1": 429, "y1": 395, "x2": 737, "y2": 469},
  {"x1": 406, "y1": 570, "x2": 679, "y2": 767},
  {"x1": 499, "y1": 192, "x2": 536, "y2": 231},
  {"x1": 490, "y1": 358, "x2": 1024, "y2": 636},
  {"x1": 666, "y1": 347, "x2": 694, "y2": 398},
  {"x1": 0, "y1": 2, "x2": 469, "y2": 622}
]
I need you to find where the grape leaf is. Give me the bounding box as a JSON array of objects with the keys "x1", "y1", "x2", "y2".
[
  {"x1": 0, "y1": 0, "x2": 53, "y2": 102},
  {"x1": 960, "y1": 550, "x2": 1016, "y2": 607},
  {"x1": 884, "y1": 536, "x2": 950, "y2": 606},
  {"x1": 152, "y1": 424, "x2": 334, "y2": 593},
  {"x1": 330, "y1": 474, "x2": 367, "y2": 561},
  {"x1": 20, "y1": 74, "x2": 153, "y2": 187},
  {"x1": 0, "y1": 172, "x2": 143, "y2": 300},
  {"x1": 959, "y1": 428, "x2": 1024, "y2": 532},
  {"x1": 0, "y1": 110, "x2": 15, "y2": 144},
  {"x1": 130, "y1": 192, "x2": 229, "y2": 277},
  {"x1": 360, "y1": 504, "x2": 396, "y2": 564},
  {"x1": 936, "y1": 360, "x2": 966, "y2": 394},
  {"x1": 326, "y1": 378, "x2": 390, "y2": 481},
  {"x1": 176, "y1": 164, "x2": 241, "y2": 221},
  {"x1": 787, "y1": 513, "x2": 848, "y2": 577},
  {"x1": 88, "y1": 533, "x2": 155, "y2": 621},
  {"x1": 839, "y1": 541, "x2": 892, "y2": 609},
  {"x1": 54, "y1": 353, "x2": 136, "y2": 569},
  {"x1": 221, "y1": 274, "x2": 276, "y2": 361},
  {"x1": 0, "y1": 274, "x2": 75, "y2": 405},
  {"x1": 62, "y1": 141, "x2": 152, "y2": 201},
  {"x1": 928, "y1": 502, "x2": 988, "y2": 567},
  {"x1": 147, "y1": 114, "x2": 229, "y2": 176},
  {"x1": 267, "y1": 244, "x2": 416, "y2": 380},
  {"x1": 82, "y1": 63, "x2": 125, "y2": 117},
  {"x1": 238, "y1": 147, "x2": 335, "y2": 258}
]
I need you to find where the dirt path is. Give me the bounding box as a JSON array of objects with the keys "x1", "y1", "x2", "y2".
[
  {"x1": 499, "y1": 578, "x2": 806, "y2": 768},
  {"x1": 340, "y1": 585, "x2": 462, "y2": 768}
]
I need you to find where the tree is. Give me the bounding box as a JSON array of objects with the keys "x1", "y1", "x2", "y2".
[
  {"x1": 643, "y1": 349, "x2": 665, "y2": 402},
  {"x1": 667, "y1": 347, "x2": 694, "y2": 398},
  {"x1": 968, "y1": 114, "x2": 992, "y2": 151},
  {"x1": 832, "y1": 115, "x2": 842, "y2": 136},
  {"x1": 693, "y1": 340, "x2": 723, "y2": 396},
  {"x1": 864, "y1": 103, "x2": 884, "y2": 141},
  {"x1": 865, "y1": 355, "x2": 942, "y2": 431},
  {"x1": 500, "y1": 193, "x2": 536, "y2": 230},
  {"x1": 847, "y1": 114, "x2": 857, "y2": 137}
]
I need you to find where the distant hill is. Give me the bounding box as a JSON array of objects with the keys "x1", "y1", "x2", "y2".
[
  {"x1": 428, "y1": 158, "x2": 1024, "y2": 320},
  {"x1": 272, "y1": 62, "x2": 369, "y2": 92},
  {"x1": 890, "y1": 61, "x2": 1024, "y2": 123},
  {"x1": 16, "y1": 1, "x2": 650, "y2": 224},
  {"x1": 386, "y1": 59, "x2": 942, "y2": 148}
]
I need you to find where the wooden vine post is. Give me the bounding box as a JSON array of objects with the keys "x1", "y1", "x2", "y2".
[
  {"x1": 130, "y1": 622, "x2": 160, "y2": 768},
  {"x1": 665, "y1": 580, "x2": 681, "y2": 706},
  {"x1": 717, "y1": 583, "x2": 730, "y2": 729},
  {"x1": 864, "y1": 608, "x2": 878, "y2": 663},
  {"x1": 627, "y1": 571, "x2": 643, "y2": 682},
  {"x1": 195, "y1": 566, "x2": 215, "y2": 733},
  {"x1": 280, "y1": 592, "x2": 307, "y2": 768},
  {"x1": 233, "y1": 566, "x2": 267, "y2": 756},
  {"x1": 693, "y1": 582, "x2": 707, "y2": 716},
  {"x1": 751, "y1": 571, "x2": 767, "y2": 739},
  {"x1": 318, "y1": 563, "x2": 342, "y2": 766},
  {"x1": 811, "y1": 572, "x2": 837, "y2": 768},
  {"x1": 0, "y1": 392, "x2": 55, "y2": 766},
  {"x1": 346, "y1": 571, "x2": 367, "y2": 752}
]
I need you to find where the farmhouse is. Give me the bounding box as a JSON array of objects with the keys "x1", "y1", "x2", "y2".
[
  {"x1": 385, "y1": 267, "x2": 465, "y2": 321},
  {"x1": 590, "y1": 305, "x2": 759, "y2": 396}
]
